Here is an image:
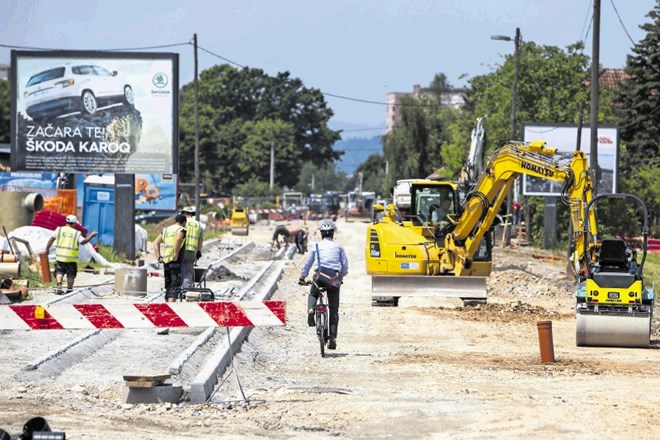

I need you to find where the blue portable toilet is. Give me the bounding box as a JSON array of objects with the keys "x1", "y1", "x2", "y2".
[{"x1": 82, "y1": 175, "x2": 115, "y2": 245}]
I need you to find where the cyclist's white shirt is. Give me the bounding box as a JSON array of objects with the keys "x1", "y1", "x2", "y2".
[{"x1": 300, "y1": 238, "x2": 348, "y2": 279}]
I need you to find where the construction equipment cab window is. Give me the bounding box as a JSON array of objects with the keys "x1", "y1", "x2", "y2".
[{"x1": 415, "y1": 187, "x2": 454, "y2": 226}]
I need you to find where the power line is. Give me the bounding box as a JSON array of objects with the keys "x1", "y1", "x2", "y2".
[
  {"x1": 608, "y1": 0, "x2": 660, "y2": 75},
  {"x1": 579, "y1": 0, "x2": 594, "y2": 47},
  {"x1": 340, "y1": 127, "x2": 387, "y2": 132},
  {"x1": 0, "y1": 42, "x2": 191, "y2": 51},
  {"x1": 617, "y1": 101, "x2": 660, "y2": 129},
  {"x1": 196, "y1": 45, "x2": 245, "y2": 68},
  {"x1": 608, "y1": 0, "x2": 638, "y2": 47}
]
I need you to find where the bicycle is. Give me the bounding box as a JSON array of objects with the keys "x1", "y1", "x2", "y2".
[{"x1": 301, "y1": 280, "x2": 330, "y2": 357}]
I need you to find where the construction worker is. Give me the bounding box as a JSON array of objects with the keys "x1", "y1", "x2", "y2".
[
  {"x1": 46, "y1": 214, "x2": 98, "y2": 295},
  {"x1": 287, "y1": 225, "x2": 308, "y2": 254},
  {"x1": 180, "y1": 206, "x2": 204, "y2": 291},
  {"x1": 271, "y1": 224, "x2": 291, "y2": 248},
  {"x1": 153, "y1": 214, "x2": 186, "y2": 302}
]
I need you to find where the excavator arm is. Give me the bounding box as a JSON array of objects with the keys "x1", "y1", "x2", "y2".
[{"x1": 442, "y1": 140, "x2": 597, "y2": 275}]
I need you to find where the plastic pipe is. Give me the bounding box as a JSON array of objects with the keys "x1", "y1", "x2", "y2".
[{"x1": 537, "y1": 320, "x2": 556, "y2": 363}]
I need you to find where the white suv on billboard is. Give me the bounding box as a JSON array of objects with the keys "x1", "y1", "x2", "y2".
[{"x1": 23, "y1": 63, "x2": 134, "y2": 120}]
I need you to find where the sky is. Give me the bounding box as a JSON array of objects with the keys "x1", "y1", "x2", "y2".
[{"x1": 1, "y1": 0, "x2": 656, "y2": 135}]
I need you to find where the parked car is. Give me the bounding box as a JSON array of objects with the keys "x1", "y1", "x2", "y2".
[
  {"x1": 134, "y1": 210, "x2": 175, "y2": 225},
  {"x1": 23, "y1": 63, "x2": 134, "y2": 120}
]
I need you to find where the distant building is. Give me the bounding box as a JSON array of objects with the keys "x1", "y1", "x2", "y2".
[
  {"x1": 0, "y1": 64, "x2": 9, "y2": 80},
  {"x1": 386, "y1": 84, "x2": 466, "y2": 133}
]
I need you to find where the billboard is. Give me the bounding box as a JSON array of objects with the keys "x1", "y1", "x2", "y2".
[
  {"x1": 135, "y1": 173, "x2": 177, "y2": 211},
  {"x1": 11, "y1": 50, "x2": 178, "y2": 174},
  {"x1": 0, "y1": 171, "x2": 59, "y2": 190},
  {"x1": 522, "y1": 123, "x2": 618, "y2": 196}
]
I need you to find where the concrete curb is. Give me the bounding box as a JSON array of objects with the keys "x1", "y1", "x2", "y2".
[{"x1": 189, "y1": 259, "x2": 286, "y2": 404}]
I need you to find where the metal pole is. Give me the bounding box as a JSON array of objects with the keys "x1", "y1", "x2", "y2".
[
  {"x1": 194, "y1": 33, "x2": 201, "y2": 220},
  {"x1": 590, "y1": 0, "x2": 601, "y2": 196},
  {"x1": 504, "y1": 27, "x2": 520, "y2": 246},
  {"x1": 576, "y1": 101, "x2": 585, "y2": 151},
  {"x1": 269, "y1": 143, "x2": 275, "y2": 189}
]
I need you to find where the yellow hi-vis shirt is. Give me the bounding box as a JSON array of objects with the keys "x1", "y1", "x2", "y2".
[
  {"x1": 162, "y1": 224, "x2": 185, "y2": 263},
  {"x1": 54, "y1": 225, "x2": 82, "y2": 263},
  {"x1": 184, "y1": 218, "x2": 203, "y2": 252}
]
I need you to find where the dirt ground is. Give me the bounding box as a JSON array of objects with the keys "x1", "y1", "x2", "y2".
[{"x1": 0, "y1": 219, "x2": 658, "y2": 439}]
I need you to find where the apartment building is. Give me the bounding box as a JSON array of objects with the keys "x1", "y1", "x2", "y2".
[{"x1": 386, "y1": 84, "x2": 466, "y2": 132}]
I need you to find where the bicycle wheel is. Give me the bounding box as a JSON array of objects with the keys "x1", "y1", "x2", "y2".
[{"x1": 316, "y1": 310, "x2": 326, "y2": 357}]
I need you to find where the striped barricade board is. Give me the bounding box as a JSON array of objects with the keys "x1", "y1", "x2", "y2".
[{"x1": 0, "y1": 301, "x2": 286, "y2": 330}]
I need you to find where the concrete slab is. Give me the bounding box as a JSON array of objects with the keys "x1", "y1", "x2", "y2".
[{"x1": 122, "y1": 384, "x2": 183, "y2": 404}]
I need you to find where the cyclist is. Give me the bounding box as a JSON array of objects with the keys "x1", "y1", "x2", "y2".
[{"x1": 298, "y1": 219, "x2": 348, "y2": 350}]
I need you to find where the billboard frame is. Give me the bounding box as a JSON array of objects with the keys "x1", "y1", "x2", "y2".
[
  {"x1": 10, "y1": 50, "x2": 179, "y2": 174},
  {"x1": 522, "y1": 122, "x2": 619, "y2": 196}
]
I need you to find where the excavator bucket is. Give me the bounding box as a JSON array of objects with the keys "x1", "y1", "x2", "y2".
[
  {"x1": 371, "y1": 275, "x2": 487, "y2": 307},
  {"x1": 576, "y1": 311, "x2": 651, "y2": 348}
]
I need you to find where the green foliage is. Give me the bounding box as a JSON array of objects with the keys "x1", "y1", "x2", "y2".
[
  {"x1": 294, "y1": 162, "x2": 349, "y2": 194},
  {"x1": 178, "y1": 65, "x2": 341, "y2": 195},
  {"x1": 0, "y1": 80, "x2": 9, "y2": 143},
  {"x1": 644, "y1": 252, "x2": 660, "y2": 286},
  {"x1": 618, "y1": 166, "x2": 660, "y2": 234},
  {"x1": 615, "y1": 2, "x2": 660, "y2": 234},
  {"x1": 96, "y1": 244, "x2": 128, "y2": 264},
  {"x1": 382, "y1": 94, "x2": 455, "y2": 187},
  {"x1": 355, "y1": 153, "x2": 388, "y2": 195},
  {"x1": 458, "y1": 41, "x2": 592, "y2": 155},
  {"x1": 234, "y1": 177, "x2": 281, "y2": 198}
]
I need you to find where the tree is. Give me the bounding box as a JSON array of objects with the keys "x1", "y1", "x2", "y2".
[
  {"x1": 355, "y1": 153, "x2": 388, "y2": 195},
  {"x1": 0, "y1": 80, "x2": 9, "y2": 144},
  {"x1": 294, "y1": 162, "x2": 349, "y2": 194},
  {"x1": 382, "y1": 95, "x2": 454, "y2": 187},
  {"x1": 178, "y1": 65, "x2": 341, "y2": 194},
  {"x1": 457, "y1": 41, "x2": 594, "y2": 155},
  {"x1": 428, "y1": 73, "x2": 452, "y2": 101},
  {"x1": 615, "y1": 1, "x2": 660, "y2": 233}
]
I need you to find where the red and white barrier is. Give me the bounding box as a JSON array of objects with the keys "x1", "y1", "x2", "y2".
[{"x1": 0, "y1": 301, "x2": 286, "y2": 330}]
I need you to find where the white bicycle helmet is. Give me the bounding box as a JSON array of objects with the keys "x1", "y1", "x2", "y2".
[{"x1": 319, "y1": 219, "x2": 336, "y2": 233}]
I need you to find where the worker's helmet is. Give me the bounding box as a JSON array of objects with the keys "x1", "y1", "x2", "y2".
[
  {"x1": 319, "y1": 219, "x2": 335, "y2": 232},
  {"x1": 181, "y1": 206, "x2": 195, "y2": 214},
  {"x1": 66, "y1": 214, "x2": 78, "y2": 224}
]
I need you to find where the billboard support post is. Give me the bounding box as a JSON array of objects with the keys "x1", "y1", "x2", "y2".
[
  {"x1": 193, "y1": 34, "x2": 201, "y2": 219},
  {"x1": 543, "y1": 196, "x2": 557, "y2": 250},
  {"x1": 114, "y1": 174, "x2": 135, "y2": 260}
]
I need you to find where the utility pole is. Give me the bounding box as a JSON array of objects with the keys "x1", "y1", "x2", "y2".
[
  {"x1": 193, "y1": 33, "x2": 200, "y2": 220},
  {"x1": 491, "y1": 27, "x2": 520, "y2": 246},
  {"x1": 590, "y1": 0, "x2": 601, "y2": 196},
  {"x1": 269, "y1": 143, "x2": 275, "y2": 189}
]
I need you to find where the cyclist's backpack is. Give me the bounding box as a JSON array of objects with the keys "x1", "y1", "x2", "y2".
[{"x1": 313, "y1": 244, "x2": 342, "y2": 288}]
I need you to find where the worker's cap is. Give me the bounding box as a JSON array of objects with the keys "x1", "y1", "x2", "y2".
[
  {"x1": 66, "y1": 214, "x2": 78, "y2": 224},
  {"x1": 181, "y1": 206, "x2": 195, "y2": 214}
]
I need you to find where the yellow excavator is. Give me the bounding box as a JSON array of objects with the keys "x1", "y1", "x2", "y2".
[{"x1": 367, "y1": 140, "x2": 654, "y2": 348}]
